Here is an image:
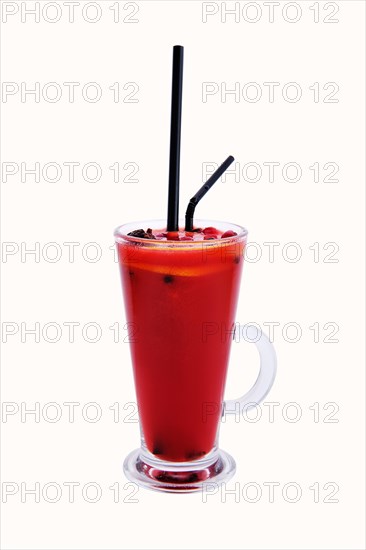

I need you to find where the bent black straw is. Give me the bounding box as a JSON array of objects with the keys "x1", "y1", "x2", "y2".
[{"x1": 185, "y1": 155, "x2": 235, "y2": 231}]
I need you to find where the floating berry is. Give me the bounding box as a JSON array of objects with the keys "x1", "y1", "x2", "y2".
[
  {"x1": 203, "y1": 226, "x2": 219, "y2": 235},
  {"x1": 221, "y1": 230, "x2": 237, "y2": 239},
  {"x1": 127, "y1": 229, "x2": 146, "y2": 238},
  {"x1": 127, "y1": 228, "x2": 156, "y2": 239},
  {"x1": 180, "y1": 236, "x2": 193, "y2": 241},
  {"x1": 167, "y1": 231, "x2": 180, "y2": 240},
  {"x1": 204, "y1": 235, "x2": 217, "y2": 240}
]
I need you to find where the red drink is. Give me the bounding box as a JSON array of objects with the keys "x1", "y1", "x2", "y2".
[{"x1": 115, "y1": 220, "x2": 246, "y2": 463}]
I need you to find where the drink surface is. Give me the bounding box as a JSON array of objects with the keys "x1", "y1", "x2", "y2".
[
  {"x1": 126, "y1": 226, "x2": 238, "y2": 241},
  {"x1": 117, "y1": 225, "x2": 245, "y2": 462}
]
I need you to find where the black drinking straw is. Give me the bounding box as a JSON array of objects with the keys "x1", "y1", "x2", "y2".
[
  {"x1": 167, "y1": 45, "x2": 184, "y2": 231},
  {"x1": 185, "y1": 155, "x2": 235, "y2": 231}
]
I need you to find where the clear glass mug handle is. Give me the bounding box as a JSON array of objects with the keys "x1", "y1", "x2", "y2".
[{"x1": 223, "y1": 324, "x2": 277, "y2": 415}]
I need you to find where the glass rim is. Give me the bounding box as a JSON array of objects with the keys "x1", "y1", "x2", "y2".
[{"x1": 114, "y1": 219, "x2": 248, "y2": 246}]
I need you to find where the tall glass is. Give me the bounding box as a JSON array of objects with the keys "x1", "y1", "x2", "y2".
[{"x1": 114, "y1": 219, "x2": 276, "y2": 492}]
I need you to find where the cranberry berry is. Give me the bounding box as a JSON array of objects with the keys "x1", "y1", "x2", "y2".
[{"x1": 221, "y1": 230, "x2": 237, "y2": 239}]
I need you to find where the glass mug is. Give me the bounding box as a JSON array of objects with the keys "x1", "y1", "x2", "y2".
[{"x1": 114, "y1": 220, "x2": 276, "y2": 493}]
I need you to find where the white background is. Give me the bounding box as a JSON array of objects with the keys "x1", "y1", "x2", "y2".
[{"x1": 1, "y1": 1, "x2": 365, "y2": 549}]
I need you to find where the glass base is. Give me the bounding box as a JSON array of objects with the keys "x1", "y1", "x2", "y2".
[{"x1": 123, "y1": 448, "x2": 236, "y2": 493}]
